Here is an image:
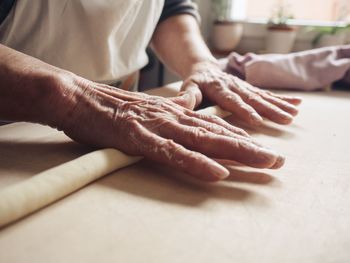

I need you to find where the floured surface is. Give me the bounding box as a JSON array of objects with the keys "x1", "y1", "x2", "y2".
[{"x1": 0, "y1": 85, "x2": 350, "y2": 263}]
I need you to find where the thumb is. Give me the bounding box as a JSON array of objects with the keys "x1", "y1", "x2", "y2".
[
  {"x1": 170, "y1": 81, "x2": 203, "y2": 110},
  {"x1": 169, "y1": 91, "x2": 196, "y2": 110}
]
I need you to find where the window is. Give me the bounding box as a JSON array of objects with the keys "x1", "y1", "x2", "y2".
[
  {"x1": 246, "y1": 0, "x2": 349, "y2": 22},
  {"x1": 225, "y1": 0, "x2": 350, "y2": 22}
]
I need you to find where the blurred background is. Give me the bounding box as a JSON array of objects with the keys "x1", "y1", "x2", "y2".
[{"x1": 140, "y1": 0, "x2": 350, "y2": 90}]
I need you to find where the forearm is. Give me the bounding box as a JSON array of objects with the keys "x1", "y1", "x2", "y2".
[
  {"x1": 0, "y1": 44, "x2": 71, "y2": 126},
  {"x1": 151, "y1": 14, "x2": 217, "y2": 79}
]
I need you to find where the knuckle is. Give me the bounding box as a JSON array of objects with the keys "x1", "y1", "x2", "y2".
[
  {"x1": 247, "y1": 94, "x2": 261, "y2": 104},
  {"x1": 209, "y1": 125, "x2": 226, "y2": 135},
  {"x1": 145, "y1": 118, "x2": 174, "y2": 134},
  {"x1": 206, "y1": 114, "x2": 222, "y2": 123},
  {"x1": 192, "y1": 112, "x2": 209, "y2": 121},
  {"x1": 190, "y1": 126, "x2": 208, "y2": 143},
  {"x1": 223, "y1": 94, "x2": 236, "y2": 102},
  {"x1": 198, "y1": 113, "x2": 214, "y2": 121},
  {"x1": 125, "y1": 119, "x2": 140, "y2": 130},
  {"x1": 161, "y1": 138, "x2": 178, "y2": 149},
  {"x1": 178, "y1": 113, "x2": 192, "y2": 123},
  {"x1": 210, "y1": 79, "x2": 223, "y2": 87},
  {"x1": 157, "y1": 139, "x2": 184, "y2": 164},
  {"x1": 237, "y1": 127, "x2": 247, "y2": 134}
]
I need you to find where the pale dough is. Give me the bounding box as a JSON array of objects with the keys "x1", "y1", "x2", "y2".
[{"x1": 0, "y1": 106, "x2": 230, "y2": 227}]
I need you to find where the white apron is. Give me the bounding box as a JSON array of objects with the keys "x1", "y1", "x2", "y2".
[{"x1": 0, "y1": 0, "x2": 164, "y2": 84}]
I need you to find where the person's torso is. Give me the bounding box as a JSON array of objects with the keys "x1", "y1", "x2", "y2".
[{"x1": 0, "y1": 0, "x2": 164, "y2": 83}]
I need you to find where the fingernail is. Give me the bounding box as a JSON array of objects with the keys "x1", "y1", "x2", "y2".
[
  {"x1": 264, "y1": 147, "x2": 286, "y2": 169},
  {"x1": 270, "y1": 155, "x2": 285, "y2": 169},
  {"x1": 258, "y1": 147, "x2": 285, "y2": 169},
  {"x1": 281, "y1": 112, "x2": 293, "y2": 123},
  {"x1": 290, "y1": 97, "x2": 302, "y2": 105},
  {"x1": 289, "y1": 106, "x2": 299, "y2": 116},
  {"x1": 250, "y1": 113, "x2": 263, "y2": 125},
  {"x1": 209, "y1": 163, "x2": 230, "y2": 180}
]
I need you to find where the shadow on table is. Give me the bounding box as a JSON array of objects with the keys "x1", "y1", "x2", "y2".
[
  {"x1": 98, "y1": 160, "x2": 274, "y2": 207},
  {"x1": 0, "y1": 139, "x2": 91, "y2": 176},
  {"x1": 225, "y1": 166, "x2": 276, "y2": 185}
]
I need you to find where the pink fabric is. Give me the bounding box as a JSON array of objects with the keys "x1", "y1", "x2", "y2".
[{"x1": 221, "y1": 45, "x2": 350, "y2": 90}]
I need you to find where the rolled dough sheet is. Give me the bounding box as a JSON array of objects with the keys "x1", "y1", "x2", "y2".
[{"x1": 0, "y1": 105, "x2": 229, "y2": 227}]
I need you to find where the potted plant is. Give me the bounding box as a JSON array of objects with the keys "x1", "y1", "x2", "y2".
[
  {"x1": 265, "y1": 1, "x2": 297, "y2": 54},
  {"x1": 210, "y1": 0, "x2": 243, "y2": 53},
  {"x1": 312, "y1": 24, "x2": 350, "y2": 48}
]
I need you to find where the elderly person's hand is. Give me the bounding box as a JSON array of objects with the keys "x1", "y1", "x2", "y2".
[
  {"x1": 180, "y1": 61, "x2": 302, "y2": 126},
  {"x1": 57, "y1": 75, "x2": 284, "y2": 182},
  {"x1": 0, "y1": 44, "x2": 285, "y2": 182}
]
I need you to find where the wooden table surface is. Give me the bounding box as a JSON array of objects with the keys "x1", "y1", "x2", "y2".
[{"x1": 0, "y1": 84, "x2": 350, "y2": 263}]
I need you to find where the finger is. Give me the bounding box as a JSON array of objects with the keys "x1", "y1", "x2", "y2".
[
  {"x1": 169, "y1": 91, "x2": 197, "y2": 110},
  {"x1": 229, "y1": 83, "x2": 294, "y2": 124},
  {"x1": 269, "y1": 155, "x2": 285, "y2": 169},
  {"x1": 177, "y1": 114, "x2": 260, "y2": 146},
  {"x1": 258, "y1": 93, "x2": 299, "y2": 116},
  {"x1": 217, "y1": 153, "x2": 285, "y2": 170},
  {"x1": 213, "y1": 159, "x2": 244, "y2": 167},
  {"x1": 245, "y1": 87, "x2": 300, "y2": 116},
  {"x1": 157, "y1": 121, "x2": 284, "y2": 169},
  {"x1": 235, "y1": 78, "x2": 302, "y2": 106},
  {"x1": 204, "y1": 85, "x2": 264, "y2": 125},
  {"x1": 245, "y1": 96, "x2": 294, "y2": 124},
  {"x1": 131, "y1": 121, "x2": 229, "y2": 181},
  {"x1": 214, "y1": 157, "x2": 284, "y2": 170},
  {"x1": 179, "y1": 81, "x2": 203, "y2": 108},
  {"x1": 267, "y1": 92, "x2": 302, "y2": 106},
  {"x1": 184, "y1": 110, "x2": 250, "y2": 137}
]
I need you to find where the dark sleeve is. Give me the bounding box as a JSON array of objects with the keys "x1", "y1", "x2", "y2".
[
  {"x1": 158, "y1": 0, "x2": 200, "y2": 24},
  {"x1": 0, "y1": 0, "x2": 15, "y2": 25}
]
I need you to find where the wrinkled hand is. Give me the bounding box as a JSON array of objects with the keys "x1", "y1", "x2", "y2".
[
  {"x1": 180, "y1": 61, "x2": 302, "y2": 125},
  {"x1": 57, "y1": 76, "x2": 285, "y2": 182}
]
